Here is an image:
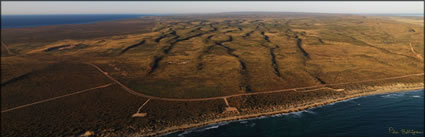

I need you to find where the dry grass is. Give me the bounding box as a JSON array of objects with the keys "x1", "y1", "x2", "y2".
[
  {"x1": 1, "y1": 13, "x2": 423, "y2": 136},
  {"x1": 3, "y1": 14, "x2": 423, "y2": 98}
]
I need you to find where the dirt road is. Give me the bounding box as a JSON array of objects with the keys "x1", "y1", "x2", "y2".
[
  {"x1": 409, "y1": 42, "x2": 424, "y2": 60},
  {"x1": 87, "y1": 63, "x2": 424, "y2": 102},
  {"x1": 1, "y1": 41, "x2": 14, "y2": 55},
  {"x1": 1, "y1": 83, "x2": 114, "y2": 113}
]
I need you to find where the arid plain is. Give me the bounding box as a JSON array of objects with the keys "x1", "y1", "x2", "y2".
[{"x1": 1, "y1": 13, "x2": 424, "y2": 136}]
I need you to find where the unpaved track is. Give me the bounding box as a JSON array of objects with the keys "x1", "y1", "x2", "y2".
[
  {"x1": 136, "y1": 98, "x2": 151, "y2": 113},
  {"x1": 223, "y1": 97, "x2": 230, "y2": 106},
  {"x1": 409, "y1": 42, "x2": 424, "y2": 60},
  {"x1": 1, "y1": 41, "x2": 14, "y2": 55},
  {"x1": 1, "y1": 83, "x2": 114, "y2": 113},
  {"x1": 87, "y1": 63, "x2": 424, "y2": 102}
]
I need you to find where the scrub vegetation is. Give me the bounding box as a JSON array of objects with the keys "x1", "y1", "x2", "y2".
[{"x1": 1, "y1": 12, "x2": 423, "y2": 136}]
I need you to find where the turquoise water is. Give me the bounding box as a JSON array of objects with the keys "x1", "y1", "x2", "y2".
[{"x1": 164, "y1": 89, "x2": 424, "y2": 137}]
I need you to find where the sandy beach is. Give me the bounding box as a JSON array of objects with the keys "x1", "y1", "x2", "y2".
[{"x1": 135, "y1": 83, "x2": 424, "y2": 137}]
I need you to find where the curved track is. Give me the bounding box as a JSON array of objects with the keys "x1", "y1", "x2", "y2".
[{"x1": 86, "y1": 63, "x2": 424, "y2": 102}]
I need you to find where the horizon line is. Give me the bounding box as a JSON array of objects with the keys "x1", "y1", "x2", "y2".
[{"x1": 2, "y1": 11, "x2": 424, "y2": 16}]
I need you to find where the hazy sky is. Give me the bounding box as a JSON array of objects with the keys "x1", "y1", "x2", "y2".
[{"x1": 2, "y1": 1, "x2": 424, "y2": 15}]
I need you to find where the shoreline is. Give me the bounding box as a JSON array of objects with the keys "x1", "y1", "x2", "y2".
[
  {"x1": 1, "y1": 14, "x2": 153, "y2": 29},
  {"x1": 136, "y1": 83, "x2": 424, "y2": 137}
]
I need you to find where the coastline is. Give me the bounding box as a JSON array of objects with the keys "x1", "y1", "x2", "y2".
[
  {"x1": 136, "y1": 83, "x2": 424, "y2": 137},
  {"x1": 1, "y1": 14, "x2": 153, "y2": 29}
]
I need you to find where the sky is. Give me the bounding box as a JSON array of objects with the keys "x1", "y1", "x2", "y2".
[{"x1": 1, "y1": 1, "x2": 424, "y2": 15}]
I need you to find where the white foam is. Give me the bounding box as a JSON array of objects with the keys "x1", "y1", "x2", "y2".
[
  {"x1": 289, "y1": 109, "x2": 316, "y2": 117},
  {"x1": 381, "y1": 93, "x2": 405, "y2": 98},
  {"x1": 177, "y1": 130, "x2": 191, "y2": 137},
  {"x1": 305, "y1": 110, "x2": 316, "y2": 114},
  {"x1": 176, "y1": 122, "x2": 230, "y2": 137},
  {"x1": 290, "y1": 111, "x2": 303, "y2": 117},
  {"x1": 324, "y1": 96, "x2": 362, "y2": 106},
  {"x1": 205, "y1": 125, "x2": 219, "y2": 130},
  {"x1": 257, "y1": 116, "x2": 267, "y2": 119},
  {"x1": 271, "y1": 113, "x2": 290, "y2": 117}
]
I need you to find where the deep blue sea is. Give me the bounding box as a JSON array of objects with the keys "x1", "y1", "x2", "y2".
[
  {"x1": 164, "y1": 89, "x2": 424, "y2": 137},
  {"x1": 1, "y1": 14, "x2": 158, "y2": 29}
]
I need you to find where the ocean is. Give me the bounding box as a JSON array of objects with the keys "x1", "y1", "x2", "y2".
[
  {"x1": 2, "y1": 13, "x2": 422, "y2": 29},
  {"x1": 164, "y1": 89, "x2": 424, "y2": 137},
  {"x1": 1, "y1": 14, "x2": 158, "y2": 29}
]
